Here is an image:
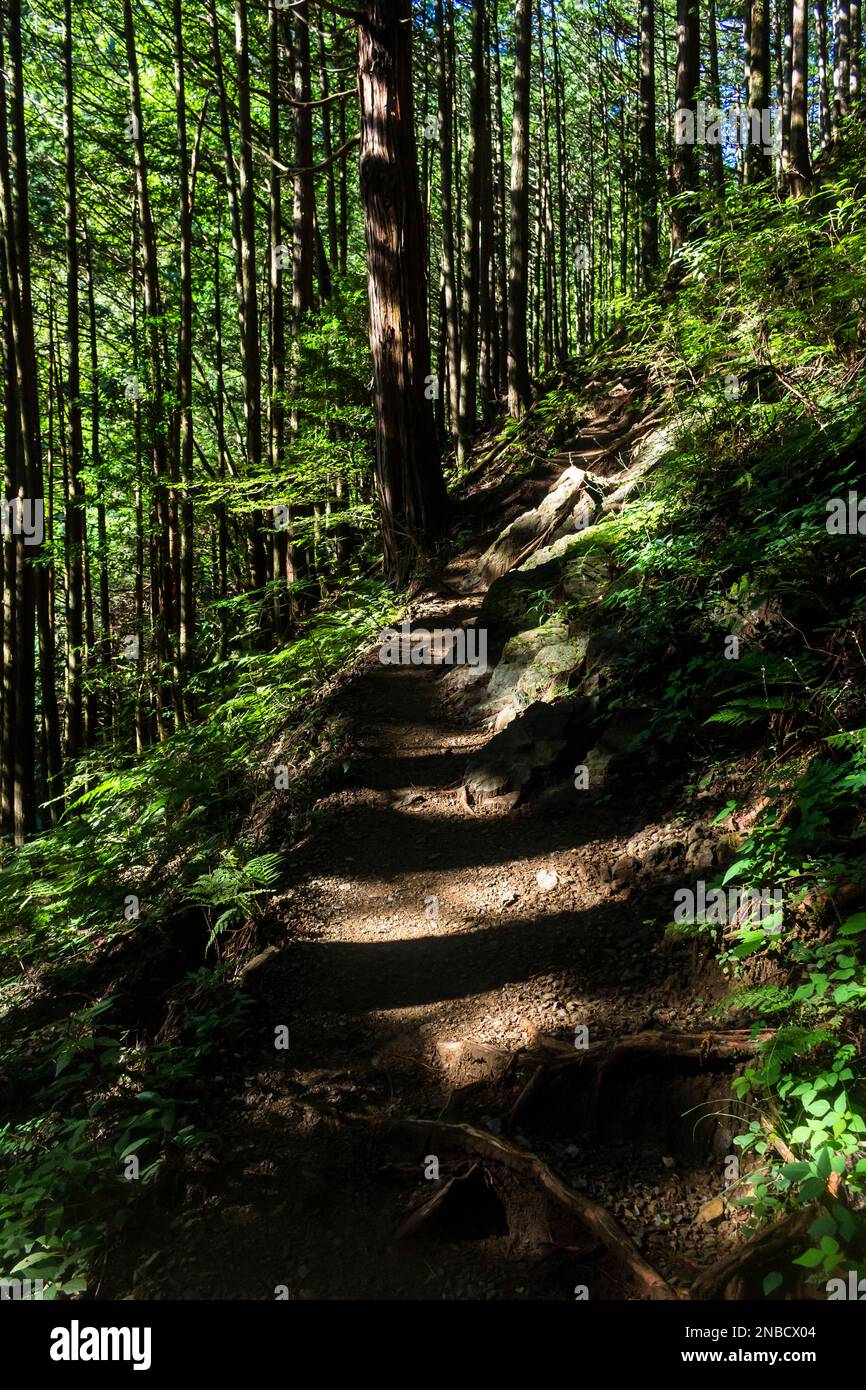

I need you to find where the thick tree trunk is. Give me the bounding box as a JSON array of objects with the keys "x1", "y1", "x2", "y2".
[{"x1": 357, "y1": 0, "x2": 447, "y2": 584}]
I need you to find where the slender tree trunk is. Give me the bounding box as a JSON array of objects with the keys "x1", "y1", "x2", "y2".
[
  {"x1": 436, "y1": 0, "x2": 459, "y2": 437},
  {"x1": 639, "y1": 0, "x2": 660, "y2": 277},
  {"x1": 0, "y1": 11, "x2": 44, "y2": 838},
  {"x1": 317, "y1": 11, "x2": 339, "y2": 270},
  {"x1": 269, "y1": 0, "x2": 290, "y2": 633},
  {"x1": 457, "y1": 0, "x2": 485, "y2": 466},
  {"x1": 550, "y1": 9, "x2": 569, "y2": 362},
  {"x1": 707, "y1": 0, "x2": 726, "y2": 200},
  {"x1": 85, "y1": 228, "x2": 111, "y2": 737},
  {"x1": 492, "y1": 0, "x2": 509, "y2": 393},
  {"x1": 507, "y1": 0, "x2": 533, "y2": 416},
  {"x1": 789, "y1": 0, "x2": 813, "y2": 190},
  {"x1": 235, "y1": 0, "x2": 268, "y2": 600},
  {"x1": 815, "y1": 0, "x2": 833, "y2": 146},
  {"x1": 173, "y1": 0, "x2": 195, "y2": 700},
  {"x1": 747, "y1": 0, "x2": 773, "y2": 179},
  {"x1": 0, "y1": 246, "x2": 17, "y2": 836},
  {"x1": 63, "y1": 0, "x2": 86, "y2": 757},
  {"x1": 124, "y1": 0, "x2": 175, "y2": 732},
  {"x1": 834, "y1": 0, "x2": 852, "y2": 122}
]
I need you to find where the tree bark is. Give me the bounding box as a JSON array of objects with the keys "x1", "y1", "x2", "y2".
[
  {"x1": 788, "y1": 0, "x2": 813, "y2": 191},
  {"x1": 457, "y1": 0, "x2": 485, "y2": 466},
  {"x1": 747, "y1": 0, "x2": 773, "y2": 180},
  {"x1": 639, "y1": 0, "x2": 659, "y2": 278},
  {"x1": 63, "y1": 0, "x2": 86, "y2": 757},
  {"x1": 670, "y1": 0, "x2": 700, "y2": 249},
  {"x1": 173, "y1": 0, "x2": 195, "y2": 699},
  {"x1": 815, "y1": 0, "x2": 833, "y2": 146},
  {"x1": 507, "y1": 0, "x2": 533, "y2": 417},
  {"x1": 357, "y1": 0, "x2": 447, "y2": 584}
]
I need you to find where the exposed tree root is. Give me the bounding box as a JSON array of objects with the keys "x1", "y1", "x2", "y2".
[
  {"x1": 690, "y1": 1205, "x2": 820, "y2": 1300},
  {"x1": 386, "y1": 1116, "x2": 679, "y2": 1300},
  {"x1": 505, "y1": 1029, "x2": 772, "y2": 1133}
]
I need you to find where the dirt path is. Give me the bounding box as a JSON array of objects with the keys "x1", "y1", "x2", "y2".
[{"x1": 119, "y1": 391, "x2": 752, "y2": 1302}]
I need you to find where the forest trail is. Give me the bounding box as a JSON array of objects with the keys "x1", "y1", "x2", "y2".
[{"x1": 116, "y1": 388, "x2": 754, "y2": 1302}]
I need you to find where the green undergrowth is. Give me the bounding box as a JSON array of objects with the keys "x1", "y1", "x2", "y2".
[
  {"x1": 0, "y1": 575, "x2": 400, "y2": 1296},
  {"x1": 488, "y1": 133, "x2": 866, "y2": 1288}
]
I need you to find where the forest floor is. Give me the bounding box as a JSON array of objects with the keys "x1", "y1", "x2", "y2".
[{"x1": 107, "y1": 391, "x2": 773, "y2": 1302}]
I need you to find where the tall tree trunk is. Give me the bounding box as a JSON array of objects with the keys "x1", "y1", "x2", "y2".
[
  {"x1": 288, "y1": 0, "x2": 316, "y2": 605},
  {"x1": 292, "y1": 2, "x2": 316, "y2": 319},
  {"x1": 173, "y1": 0, "x2": 195, "y2": 700},
  {"x1": 317, "y1": 11, "x2": 339, "y2": 271},
  {"x1": 815, "y1": 0, "x2": 833, "y2": 146},
  {"x1": 357, "y1": 0, "x2": 447, "y2": 583},
  {"x1": 123, "y1": 0, "x2": 175, "y2": 732},
  {"x1": 550, "y1": 9, "x2": 569, "y2": 362},
  {"x1": 63, "y1": 0, "x2": 86, "y2": 758},
  {"x1": 0, "y1": 245, "x2": 17, "y2": 836},
  {"x1": 639, "y1": 0, "x2": 659, "y2": 278},
  {"x1": 269, "y1": 0, "x2": 290, "y2": 633},
  {"x1": 789, "y1": 0, "x2": 813, "y2": 190},
  {"x1": 747, "y1": 0, "x2": 773, "y2": 180},
  {"x1": 776, "y1": 0, "x2": 793, "y2": 186},
  {"x1": 492, "y1": 0, "x2": 509, "y2": 393},
  {"x1": 436, "y1": 0, "x2": 459, "y2": 436},
  {"x1": 507, "y1": 0, "x2": 533, "y2": 417},
  {"x1": 457, "y1": 0, "x2": 485, "y2": 466},
  {"x1": 834, "y1": 0, "x2": 852, "y2": 122},
  {"x1": 0, "y1": 10, "x2": 44, "y2": 838},
  {"x1": 707, "y1": 0, "x2": 726, "y2": 200},
  {"x1": 235, "y1": 0, "x2": 268, "y2": 599},
  {"x1": 670, "y1": 0, "x2": 700, "y2": 249},
  {"x1": 85, "y1": 227, "x2": 111, "y2": 736}
]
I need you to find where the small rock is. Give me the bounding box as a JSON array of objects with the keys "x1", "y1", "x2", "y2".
[
  {"x1": 536, "y1": 869, "x2": 559, "y2": 891},
  {"x1": 698, "y1": 1196, "x2": 725, "y2": 1225}
]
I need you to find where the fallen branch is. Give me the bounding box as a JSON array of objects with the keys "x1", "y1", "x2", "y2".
[{"x1": 386, "y1": 1116, "x2": 678, "y2": 1301}]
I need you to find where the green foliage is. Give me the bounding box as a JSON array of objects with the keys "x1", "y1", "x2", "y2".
[
  {"x1": 187, "y1": 850, "x2": 281, "y2": 946},
  {"x1": 0, "y1": 577, "x2": 399, "y2": 1295}
]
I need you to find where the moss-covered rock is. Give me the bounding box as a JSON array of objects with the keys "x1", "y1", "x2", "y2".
[{"x1": 478, "y1": 617, "x2": 589, "y2": 724}]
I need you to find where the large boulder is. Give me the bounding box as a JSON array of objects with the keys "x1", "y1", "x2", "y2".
[
  {"x1": 582, "y1": 710, "x2": 651, "y2": 789},
  {"x1": 477, "y1": 617, "x2": 589, "y2": 726},
  {"x1": 463, "y1": 696, "x2": 595, "y2": 807},
  {"x1": 479, "y1": 524, "x2": 616, "y2": 660}
]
